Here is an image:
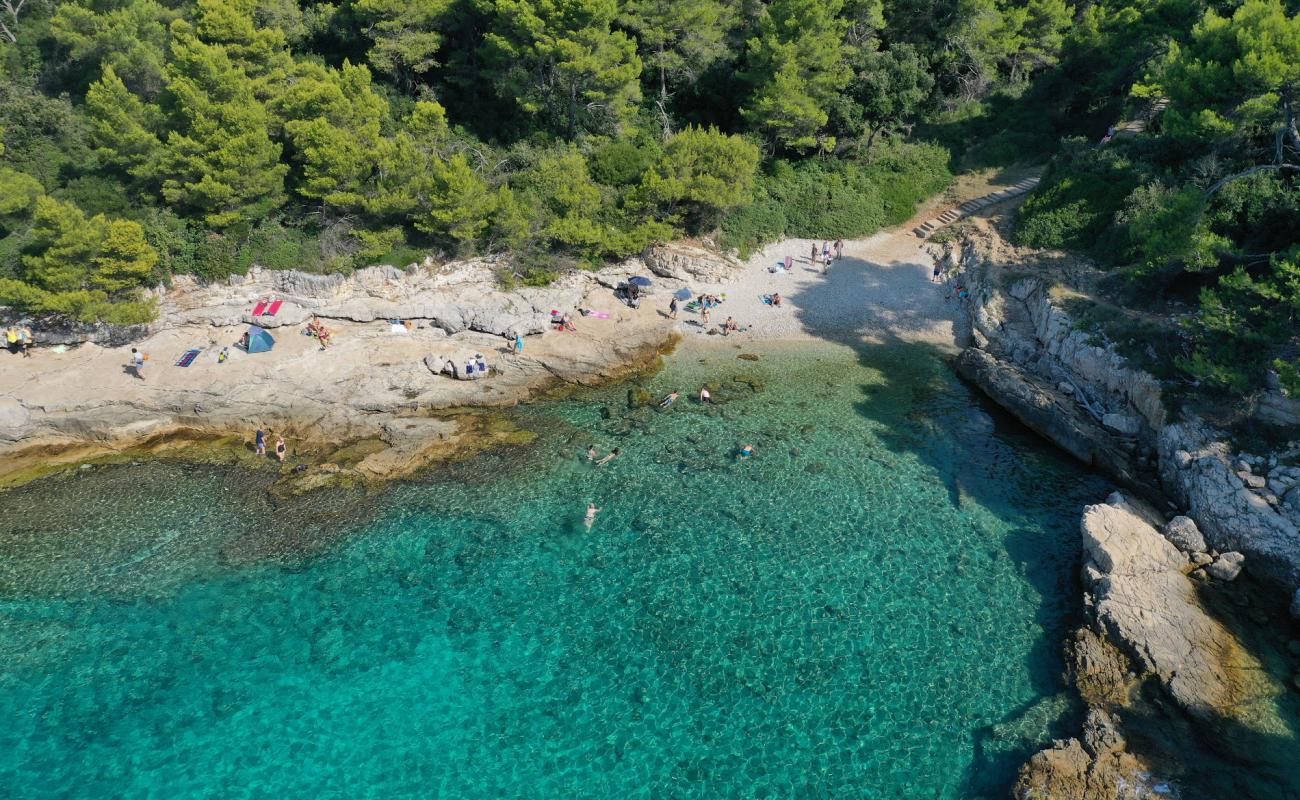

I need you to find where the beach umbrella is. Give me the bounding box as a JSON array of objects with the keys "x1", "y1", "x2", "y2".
[
  {"x1": 674, "y1": 287, "x2": 693, "y2": 300},
  {"x1": 629, "y1": 275, "x2": 654, "y2": 288}
]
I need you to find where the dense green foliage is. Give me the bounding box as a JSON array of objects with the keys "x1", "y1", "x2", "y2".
[
  {"x1": 1, "y1": 0, "x2": 1080, "y2": 320},
  {"x1": 1013, "y1": 0, "x2": 1300, "y2": 402}
]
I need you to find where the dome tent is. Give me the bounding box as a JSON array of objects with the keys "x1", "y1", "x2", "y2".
[{"x1": 243, "y1": 326, "x2": 275, "y2": 354}]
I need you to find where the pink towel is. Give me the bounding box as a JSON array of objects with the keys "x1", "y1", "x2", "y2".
[
  {"x1": 266, "y1": 299, "x2": 283, "y2": 316},
  {"x1": 591, "y1": 312, "x2": 611, "y2": 319},
  {"x1": 251, "y1": 300, "x2": 268, "y2": 316}
]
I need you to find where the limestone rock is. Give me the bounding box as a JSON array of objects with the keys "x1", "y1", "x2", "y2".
[
  {"x1": 1190, "y1": 552, "x2": 1213, "y2": 567},
  {"x1": 1080, "y1": 496, "x2": 1274, "y2": 720},
  {"x1": 1159, "y1": 421, "x2": 1300, "y2": 599},
  {"x1": 0, "y1": 397, "x2": 33, "y2": 442},
  {"x1": 1207, "y1": 551, "x2": 1245, "y2": 581},
  {"x1": 423, "y1": 355, "x2": 446, "y2": 376},
  {"x1": 1237, "y1": 470, "x2": 1267, "y2": 490},
  {"x1": 642, "y1": 242, "x2": 738, "y2": 283},
  {"x1": 1162, "y1": 516, "x2": 1206, "y2": 554},
  {"x1": 1102, "y1": 412, "x2": 1141, "y2": 436}
]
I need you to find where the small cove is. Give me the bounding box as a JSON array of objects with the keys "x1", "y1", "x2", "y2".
[{"x1": 0, "y1": 341, "x2": 1113, "y2": 798}]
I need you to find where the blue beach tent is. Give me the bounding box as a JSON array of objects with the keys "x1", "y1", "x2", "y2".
[{"x1": 245, "y1": 325, "x2": 275, "y2": 354}]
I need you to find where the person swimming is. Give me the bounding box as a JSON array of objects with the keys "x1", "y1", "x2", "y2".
[
  {"x1": 660, "y1": 392, "x2": 679, "y2": 408},
  {"x1": 738, "y1": 443, "x2": 755, "y2": 459},
  {"x1": 595, "y1": 448, "x2": 621, "y2": 466},
  {"x1": 587, "y1": 445, "x2": 599, "y2": 461},
  {"x1": 584, "y1": 502, "x2": 600, "y2": 530}
]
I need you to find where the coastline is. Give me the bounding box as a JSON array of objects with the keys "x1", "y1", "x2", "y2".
[
  {"x1": 5, "y1": 174, "x2": 1299, "y2": 797},
  {"x1": 0, "y1": 188, "x2": 967, "y2": 489}
]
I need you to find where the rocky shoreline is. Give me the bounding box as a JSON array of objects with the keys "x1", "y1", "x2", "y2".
[
  {"x1": 0, "y1": 243, "x2": 737, "y2": 489},
  {"x1": 939, "y1": 223, "x2": 1300, "y2": 797}
]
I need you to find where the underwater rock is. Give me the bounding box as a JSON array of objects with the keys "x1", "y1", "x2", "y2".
[
  {"x1": 627, "y1": 387, "x2": 654, "y2": 409},
  {"x1": 737, "y1": 353, "x2": 759, "y2": 361}
]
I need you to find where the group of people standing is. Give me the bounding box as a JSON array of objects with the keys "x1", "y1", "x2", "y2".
[
  {"x1": 811, "y1": 239, "x2": 845, "y2": 271},
  {"x1": 254, "y1": 427, "x2": 288, "y2": 462}
]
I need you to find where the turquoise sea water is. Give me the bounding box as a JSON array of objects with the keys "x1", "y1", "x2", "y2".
[{"x1": 0, "y1": 342, "x2": 1114, "y2": 799}]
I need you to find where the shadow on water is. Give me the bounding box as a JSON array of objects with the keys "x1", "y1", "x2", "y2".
[
  {"x1": 783, "y1": 248, "x2": 1300, "y2": 796},
  {"x1": 786, "y1": 254, "x2": 1111, "y2": 794}
]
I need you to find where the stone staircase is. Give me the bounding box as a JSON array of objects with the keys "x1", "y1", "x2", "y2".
[{"x1": 912, "y1": 175, "x2": 1041, "y2": 239}]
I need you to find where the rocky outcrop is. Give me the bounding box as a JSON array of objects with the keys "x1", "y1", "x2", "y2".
[
  {"x1": 954, "y1": 348, "x2": 1147, "y2": 492},
  {"x1": 1159, "y1": 421, "x2": 1300, "y2": 592},
  {"x1": 950, "y1": 226, "x2": 1300, "y2": 607},
  {"x1": 949, "y1": 231, "x2": 1165, "y2": 503},
  {"x1": 1014, "y1": 628, "x2": 1161, "y2": 800},
  {"x1": 1081, "y1": 495, "x2": 1274, "y2": 720},
  {"x1": 642, "y1": 242, "x2": 740, "y2": 283},
  {"x1": 1018, "y1": 493, "x2": 1288, "y2": 799},
  {"x1": 0, "y1": 310, "x2": 150, "y2": 348}
]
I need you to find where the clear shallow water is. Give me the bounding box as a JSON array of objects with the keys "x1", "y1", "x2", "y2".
[{"x1": 0, "y1": 342, "x2": 1114, "y2": 799}]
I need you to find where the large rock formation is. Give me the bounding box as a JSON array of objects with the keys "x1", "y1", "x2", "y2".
[
  {"x1": 1159, "y1": 421, "x2": 1300, "y2": 593},
  {"x1": 1017, "y1": 494, "x2": 1288, "y2": 799},
  {"x1": 949, "y1": 224, "x2": 1300, "y2": 608},
  {"x1": 1081, "y1": 496, "x2": 1275, "y2": 720}
]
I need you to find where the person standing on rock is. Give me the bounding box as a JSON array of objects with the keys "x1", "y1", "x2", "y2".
[
  {"x1": 19, "y1": 326, "x2": 33, "y2": 357},
  {"x1": 275, "y1": 437, "x2": 286, "y2": 462},
  {"x1": 514, "y1": 333, "x2": 524, "y2": 355},
  {"x1": 810, "y1": 242, "x2": 818, "y2": 265},
  {"x1": 834, "y1": 239, "x2": 844, "y2": 261},
  {"x1": 130, "y1": 348, "x2": 146, "y2": 380},
  {"x1": 669, "y1": 296, "x2": 678, "y2": 319},
  {"x1": 255, "y1": 428, "x2": 267, "y2": 456}
]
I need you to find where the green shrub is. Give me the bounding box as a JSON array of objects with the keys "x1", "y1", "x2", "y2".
[
  {"x1": 1014, "y1": 138, "x2": 1143, "y2": 257},
  {"x1": 589, "y1": 140, "x2": 657, "y2": 186},
  {"x1": 719, "y1": 142, "x2": 951, "y2": 257}
]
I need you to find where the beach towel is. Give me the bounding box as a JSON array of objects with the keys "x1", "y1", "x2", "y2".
[
  {"x1": 761, "y1": 294, "x2": 773, "y2": 305},
  {"x1": 176, "y1": 349, "x2": 201, "y2": 367},
  {"x1": 266, "y1": 299, "x2": 283, "y2": 316},
  {"x1": 590, "y1": 311, "x2": 611, "y2": 319},
  {"x1": 251, "y1": 300, "x2": 268, "y2": 316}
]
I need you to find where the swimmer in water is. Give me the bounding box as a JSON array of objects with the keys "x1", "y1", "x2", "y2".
[
  {"x1": 585, "y1": 503, "x2": 600, "y2": 529},
  {"x1": 587, "y1": 445, "x2": 599, "y2": 461},
  {"x1": 738, "y1": 443, "x2": 755, "y2": 459},
  {"x1": 660, "y1": 391, "x2": 679, "y2": 408},
  {"x1": 595, "y1": 448, "x2": 621, "y2": 466}
]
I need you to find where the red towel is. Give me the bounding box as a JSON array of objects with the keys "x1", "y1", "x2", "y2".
[
  {"x1": 266, "y1": 299, "x2": 283, "y2": 316},
  {"x1": 251, "y1": 300, "x2": 268, "y2": 316}
]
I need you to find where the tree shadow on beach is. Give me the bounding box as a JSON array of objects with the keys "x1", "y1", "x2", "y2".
[{"x1": 785, "y1": 255, "x2": 1114, "y2": 794}]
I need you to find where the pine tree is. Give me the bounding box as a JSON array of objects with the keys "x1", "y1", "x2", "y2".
[
  {"x1": 94, "y1": 219, "x2": 158, "y2": 294},
  {"x1": 354, "y1": 0, "x2": 452, "y2": 90},
  {"x1": 742, "y1": 0, "x2": 850, "y2": 152},
  {"x1": 277, "y1": 61, "x2": 386, "y2": 210},
  {"x1": 22, "y1": 197, "x2": 101, "y2": 293},
  {"x1": 479, "y1": 0, "x2": 642, "y2": 137},
  {"x1": 618, "y1": 0, "x2": 730, "y2": 134},
  {"x1": 157, "y1": 27, "x2": 288, "y2": 228},
  {"x1": 50, "y1": 0, "x2": 175, "y2": 96},
  {"x1": 85, "y1": 65, "x2": 164, "y2": 179},
  {"x1": 640, "y1": 127, "x2": 760, "y2": 229}
]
